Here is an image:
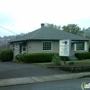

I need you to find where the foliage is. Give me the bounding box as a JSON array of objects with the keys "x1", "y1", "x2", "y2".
[
  {"x1": 62, "y1": 24, "x2": 84, "y2": 36},
  {"x1": 45, "y1": 23, "x2": 61, "y2": 30},
  {"x1": 15, "y1": 53, "x2": 56, "y2": 63},
  {"x1": 15, "y1": 54, "x2": 24, "y2": 62},
  {"x1": 83, "y1": 27, "x2": 90, "y2": 37},
  {"x1": 75, "y1": 52, "x2": 90, "y2": 60},
  {"x1": 0, "y1": 49, "x2": 13, "y2": 62},
  {"x1": 52, "y1": 54, "x2": 61, "y2": 65}
]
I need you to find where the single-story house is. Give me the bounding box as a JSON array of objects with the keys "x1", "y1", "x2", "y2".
[{"x1": 10, "y1": 23, "x2": 89, "y2": 58}]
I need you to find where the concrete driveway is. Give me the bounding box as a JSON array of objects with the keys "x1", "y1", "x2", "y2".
[{"x1": 0, "y1": 62, "x2": 67, "y2": 79}]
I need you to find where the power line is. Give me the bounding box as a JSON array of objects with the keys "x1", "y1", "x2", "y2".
[{"x1": 0, "y1": 26, "x2": 17, "y2": 35}]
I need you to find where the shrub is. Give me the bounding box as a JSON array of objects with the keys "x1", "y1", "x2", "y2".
[
  {"x1": 75, "y1": 52, "x2": 90, "y2": 60},
  {"x1": 52, "y1": 54, "x2": 61, "y2": 65},
  {"x1": 15, "y1": 53, "x2": 56, "y2": 63},
  {"x1": 0, "y1": 49, "x2": 13, "y2": 62},
  {"x1": 15, "y1": 54, "x2": 24, "y2": 62}
]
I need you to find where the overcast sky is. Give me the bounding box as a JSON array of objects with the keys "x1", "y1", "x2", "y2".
[{"x1": 0, "y1": 0, "x2": 90, "y2": 37}]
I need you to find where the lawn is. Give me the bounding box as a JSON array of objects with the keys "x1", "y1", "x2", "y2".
[{"x1": 35, "y1": 59, "x2": 90, "y2": 66}]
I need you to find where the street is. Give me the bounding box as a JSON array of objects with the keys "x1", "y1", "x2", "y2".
[{"x1": 0, "y1": 78, "x2": 90, "y2": 90}]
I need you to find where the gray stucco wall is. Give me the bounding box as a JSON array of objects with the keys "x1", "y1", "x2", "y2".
[
  {"x1": 10, "y1": 43, "x2": 20, "y2": 56},
  {"x1": 27, "y1": 40, "x2": 59, "y2": 53},
  {"x1": 10, "y1": 40, "x2": 89, "y2": 57}
]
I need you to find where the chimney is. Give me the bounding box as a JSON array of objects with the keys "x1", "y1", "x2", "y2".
[{"x1": 41, "y1": 23, "x2": 44, "y2": 28}]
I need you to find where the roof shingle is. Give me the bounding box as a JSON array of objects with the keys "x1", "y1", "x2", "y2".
[{"x1": 10, "y1": 27, "x2": 89, "y2": 42}]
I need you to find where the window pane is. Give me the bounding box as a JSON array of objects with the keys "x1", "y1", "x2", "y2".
[
  {"x1": 76, "y1": 42, "x2": 84, "y2": 50},
  {"x1": 43, "y1": 42, "x2": 51, "y2": 50},
  {"x1": 21, "y1": 44, "x2": 26, "y2": 52},
  {"x1": 23, "y1": 47, "x2": 26, "y2": 51}
]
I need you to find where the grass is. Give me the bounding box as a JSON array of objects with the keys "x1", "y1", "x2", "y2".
[
  {"x1": 67, "y1": 59, "x2": 90, "y2": 64},
  {"x1": 35, "y1": 59, "x2": 90, "y2": 66},
  {"x1": 35, "y1": 62, "x2": 54, "y2": 66}
]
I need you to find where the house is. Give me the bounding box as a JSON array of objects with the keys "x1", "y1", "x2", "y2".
[{"x1": 10, "y1": 23, "x2": 89, "y2": 58}]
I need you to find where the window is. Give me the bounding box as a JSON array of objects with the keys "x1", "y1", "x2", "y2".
[
  {"x1": 23, "y1": 46, "x2": 26, "y2": 51},
  {"x1": 76, "y1": 42, "x2": 84, "y2": 50},
  {"x1": 43, "y1": 41, "x2": 52, "y2": 50},
  {"x1": 74, "y1": 41, "x2": 88, "y2": 51},
  {"x1": 22, "y1": 45, "x2": 26, "y2": 54}
]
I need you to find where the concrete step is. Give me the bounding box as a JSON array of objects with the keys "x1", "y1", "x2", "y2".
[{"x1": 69, "y1": 56, "x2": 78, "y2": 60}]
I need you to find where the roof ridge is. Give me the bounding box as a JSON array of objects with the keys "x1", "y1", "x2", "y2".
[{"x1": 30, "y1": 28, "x2": 41, "y2": 39}]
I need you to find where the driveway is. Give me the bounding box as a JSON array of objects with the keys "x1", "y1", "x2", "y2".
[{"x1": 0, "y1": 62, "x2": 68, "y2": 79}]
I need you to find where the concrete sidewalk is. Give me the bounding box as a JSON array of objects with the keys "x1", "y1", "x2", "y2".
[{"x1": 0, "y1": 72, "x2": 90, "y2": 87}]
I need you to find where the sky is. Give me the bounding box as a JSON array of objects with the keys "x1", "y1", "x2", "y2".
[{"x1": 0, "y1": 0, "x2": 90, "y2": 37}]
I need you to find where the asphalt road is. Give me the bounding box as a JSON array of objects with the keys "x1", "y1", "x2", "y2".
[{"x1": 0, "y1": 78, "x2": 90, "y2": 90}]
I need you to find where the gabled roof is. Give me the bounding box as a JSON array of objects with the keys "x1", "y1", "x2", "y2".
[{"x1": 10, "y1": 27, "x2": 89, "y2": 42}]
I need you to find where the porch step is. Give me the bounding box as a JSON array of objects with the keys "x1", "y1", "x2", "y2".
[{"x1": 69, "y1": 56, "x2": 78, "y2": 60}]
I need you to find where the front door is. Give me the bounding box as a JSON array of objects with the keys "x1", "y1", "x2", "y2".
[{"x1": 19, "y1": 45, "x2": 22, "y2": 54}]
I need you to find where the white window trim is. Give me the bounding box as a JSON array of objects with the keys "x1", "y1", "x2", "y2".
[
  {"x1": 21, "y1": 51, "x2": 26, "y2": 54},
  {"x1": 12, "y1": 44, "x2": 15, "y2": 51},
  {"x1": 74, "y1": 44, "x2": 76, "y2": 51},
  {"x1": 15, "y1": 43, "x2": 18, "y2": 49},
  {"x1": 42, "y1": 41, "x2": 53, "y2": 51},
  {"x1": 74, "y1": 41, "x2": 87, "y2": 51}
]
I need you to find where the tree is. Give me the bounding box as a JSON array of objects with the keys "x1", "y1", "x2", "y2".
[
  {"x1": 45, "y1": 23, "x2": 61, "y2": 30},
  {"x1": 62, "y1": 24, "x2": 84, "y2": 36},
  {"x1": 83, "y1": 27, "x2": 90, "y2": 38}
]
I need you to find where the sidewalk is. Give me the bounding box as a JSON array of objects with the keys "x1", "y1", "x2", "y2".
[{"x1": 0, "y1": 72, "x2": 90, "y2": 87}]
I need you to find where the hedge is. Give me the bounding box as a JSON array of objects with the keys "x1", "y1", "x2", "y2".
[
  {"x1": 15, "y1": 53, "x2": 58, "y2": 63},
  {"x1": 75, "y1": 52, "x2": 90, "y2": 60},
  {"x1": 0, "y1": 49, "x2": 13, "y2": 62}
]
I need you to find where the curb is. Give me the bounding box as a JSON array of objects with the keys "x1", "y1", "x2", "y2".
[{"x1": 0, "y1": 72, "x2": 90, "y2": 87}]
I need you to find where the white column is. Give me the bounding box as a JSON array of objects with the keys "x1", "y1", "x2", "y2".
[
  {"x1": 84, "y1": 41, "x2": 87, "y2": 51},
  {"x1": 74, "y1": 44, "x2": 76, "y2": 51}
]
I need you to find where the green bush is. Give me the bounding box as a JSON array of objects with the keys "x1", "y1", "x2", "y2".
[
  {"x1": 75, "y1": 52, "x2": 90, "y2": 60},
  {"x1": 15, "y1": 53, "x2": 57, "y2": 63},
  {"x1": 0, "y1": 49, "x2": 13, "y2": 62},
  {"x1": 15, "y1": 54, "x2": 24, "y2": 62},
  {"x1": 52, "y1": 54, "x2": 61, "y2": 65}
]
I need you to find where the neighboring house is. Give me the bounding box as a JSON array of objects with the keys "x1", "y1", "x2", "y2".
[{"x1": 10, "y1": 24, "x2": 89, "y2": 57}]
